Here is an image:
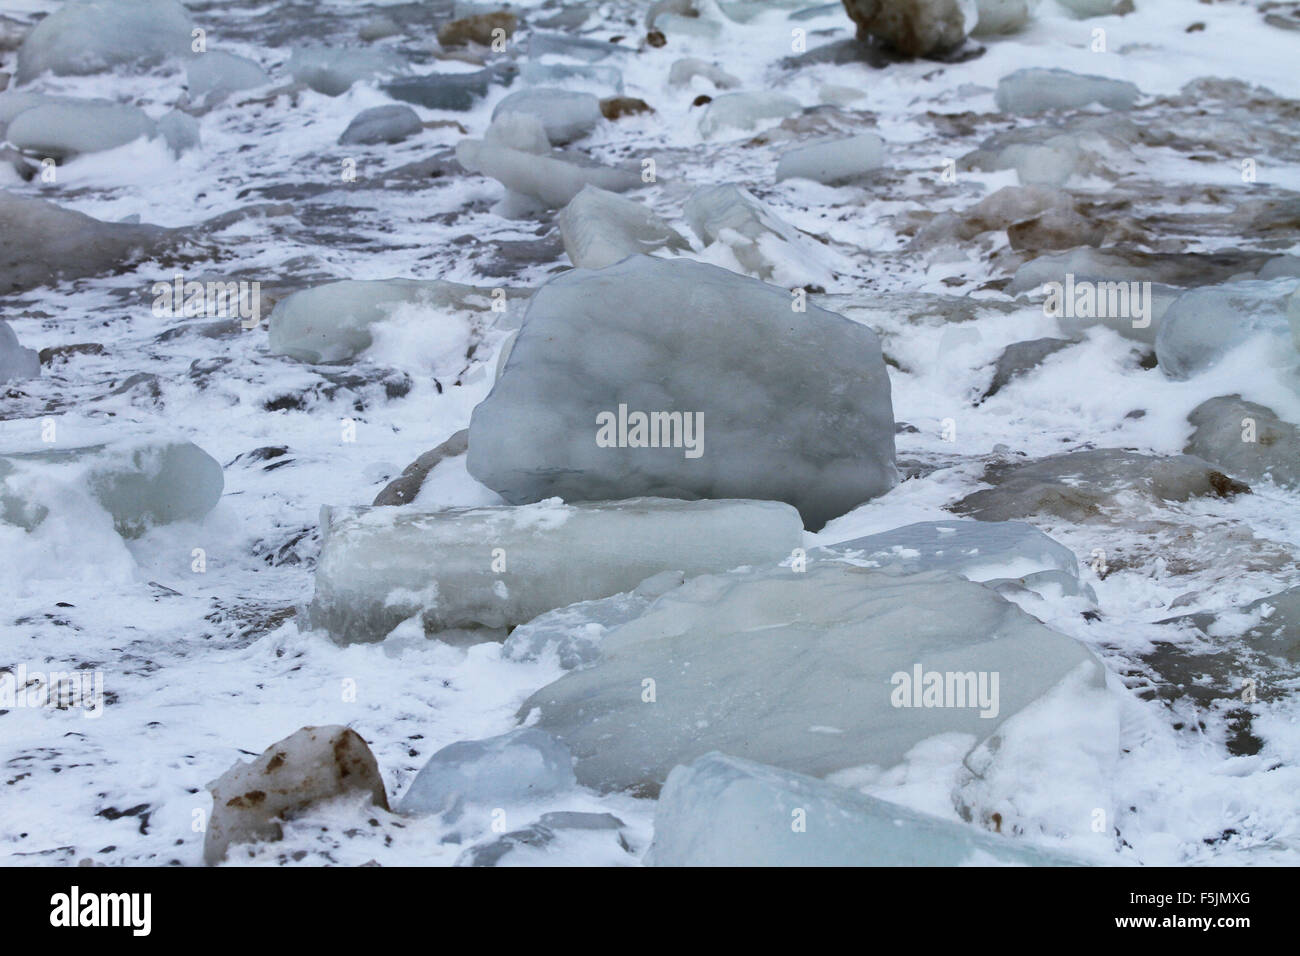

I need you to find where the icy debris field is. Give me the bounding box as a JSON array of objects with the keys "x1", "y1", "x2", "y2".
[{"x1": 1, "y1": 0, "x2": 1299, "y2": 867}]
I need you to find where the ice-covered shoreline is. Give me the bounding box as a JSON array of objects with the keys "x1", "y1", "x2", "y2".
[{"x1": 1, "y1": 0, "x2": 1298, "y2": 867}]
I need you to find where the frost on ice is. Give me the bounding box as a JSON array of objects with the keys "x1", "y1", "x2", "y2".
[{"x1": 305, "y1": 497, "x2": 803, "y2": 644}]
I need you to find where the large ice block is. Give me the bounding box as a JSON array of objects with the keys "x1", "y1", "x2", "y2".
[
  {"x1": 466, "y1": 256, "x2": 896, "y2": 529},
  {"x1": 649, "y1": 753, "x2": 1084, "y2": 865},
  {"x1": 305, "y1": 497, "x2": 803, "y2": 644},
  {"x1": 520, "y1": 562, "x2": 1109, "y2": 795}
]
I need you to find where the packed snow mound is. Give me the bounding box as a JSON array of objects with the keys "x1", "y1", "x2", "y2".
[
  {"x1": 519, "y1": 562, "x2": 1109, "y2": 795},
  {"x1": 774, "y1": 133, "x2": 885, "y2": 184},
  {"x1": 305, "y1": 497, "x2": 803, "y2": 644},
  {"x1": 557, "y1": 186, "x2": 691, "y2": 268},
  {"x1": 491, "y1": 87, "x2": 601, "y2": 145},
  {"x1": 649, "y1": 753, "x2": 1085, "y2": 866},
  {"x1": 0, "y1": 320, "x2": 40, "y2": 384},
  {"x1": 1155, "y1": 279, "x2": 1299, "y2": 380},
  {"x1": 267, "y1": 277, "x2": 496, "y2": 365},
  {"x1": 995, "y1": 68, "x2": 1141, "y2": 114},
  {"x1": 466, "y1": 256, "x2": 897, "y2": 530},
  {"x1": 398, "y1": 729, "x2": 576, "y2": 817},
  {"x1": 6, "y1": 101, "x2": 156, "y2": 159},
  {"x1": 840, "y1": 0, "x2": 977, "y2": 57},
  {"x1": 204, "y1": 726, "x2": 388, "y2": 865},
  {"x1": 0, "y1": 438, "x2": 224, "y2": 539},
  {"x1": 1186, "y1": 396, "x2": 1300, "y2": 489},
  {"x1": 16, "y1": 0, "x2": 195, "y2": 84}
]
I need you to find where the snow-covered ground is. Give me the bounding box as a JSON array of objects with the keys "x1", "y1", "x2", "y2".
[{"x1": 1, "y1": 0, "x2": 1298, "y2": 866}]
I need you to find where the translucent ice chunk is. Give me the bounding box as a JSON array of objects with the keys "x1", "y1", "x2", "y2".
[
  {"x1": 817, "y1": 519, "x2": 1081, "y2": 583},
  {"x1": 995, "y1": 68, "x2": 1140, "y2": 115},
  {"x1": 0, "y1": 320, "x2": 40, "y2": 383},
  {"x1": 466, "y1": 256, "x2": 896, "y2": 529},
  {"x1": 16, "y1": 0, "x2": 193, "y2": 83},
  {"x1": 649, "y1": 753, "x2": 1085, "y2": 865},
  {"x1": 305, "y1": 497, "x2": 804, "y2": 644},
  {"x1": 682, "y1": 182, "x2": 813, "y2": 279},
  {"x1": 557, "y1": 185, "x2": 691, "y2": 268},
  {"x1": 698, "y1": 91, "x2": 801, "y2": 137},
  {"x1": 520, "y1": 562, "x2": 1108, "y2": 794},
  {"x1": 774, "y1": 132, "x2": 884, "y2": 184},
  {"x1": 339, "y1": 105, "x2": 423, "y2": 145},
  {"x1": 398, "y1": 729, "x2": 575, "y2": 816},
  {"x1": 288, "y1": 46, "x2": 407, "y2": 96},
  {"x1": 455, "y1": 138, "x2": 640, "y2": 209},
  {"x1": 267, "y1": 277, "x2": 494, "y2": 364},
  {"x1": 186, "y1": 51, "x2": 269, "y2": 104},
  {"x1": 0, "y1": 438, "x2": 224, "y2": 538},
  {"x1": 491, "y1": 87, "x2": 601, "y2": 145},
  {"x1": 6, "y1": 101, "x2": 155, "y2": 159},
  {"x1": 1155, "y1": 279, "x2": 1298, "y2": 380}
]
